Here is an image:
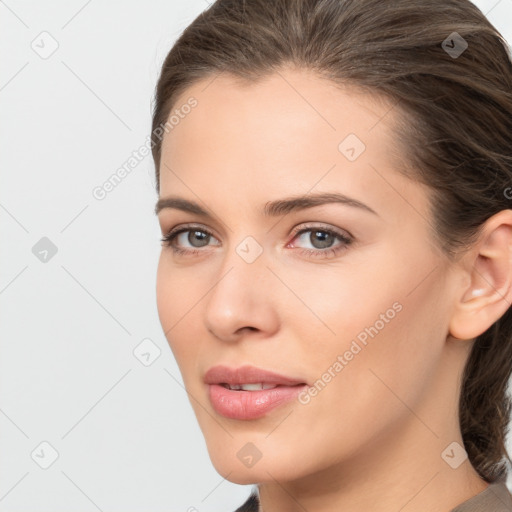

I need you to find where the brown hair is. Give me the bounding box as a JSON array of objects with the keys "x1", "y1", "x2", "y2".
[{"x1": 150, "y1": 0, "x2": 512, "y2": 482}]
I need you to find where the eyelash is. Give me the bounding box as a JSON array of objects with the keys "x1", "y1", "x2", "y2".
[{"x1": 160, "y1": 223, "x2": 353, "y2": 259}]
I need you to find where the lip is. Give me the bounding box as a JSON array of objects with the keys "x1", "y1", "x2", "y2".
[
  {"x1": 204, "y1": 365, "x2": 308, "y2": 420},
  {"x1": 204, "y1": 364, "x2": 307, "y2": 386}
]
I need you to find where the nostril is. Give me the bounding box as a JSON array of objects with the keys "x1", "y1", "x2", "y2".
[{"x1": 238, "y1": 326, "x2": 257, "y2": 334}]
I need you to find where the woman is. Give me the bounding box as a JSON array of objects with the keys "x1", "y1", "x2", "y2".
[{"x1": 151, "y1": 0, "x2": 512, "y2": 510}]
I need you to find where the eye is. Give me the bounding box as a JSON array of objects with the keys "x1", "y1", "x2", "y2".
[
  {"x1": 160, "y1": 224, "x2": 220, "y2": 255},
  {"x1": 287, "y1": 223, "x2": 353, "y2": 259},
  {"x1": 160, "y1": 222, "x2": 353, "y2": 259}
]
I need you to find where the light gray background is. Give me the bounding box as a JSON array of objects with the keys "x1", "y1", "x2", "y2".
[{"x1": 1, "y1": 1, "x2": 512, "y2": 510}]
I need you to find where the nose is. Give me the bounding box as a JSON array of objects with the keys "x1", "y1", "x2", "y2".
[{"x1": 203, "y1": 243, "x2": 280, "y2": 343}]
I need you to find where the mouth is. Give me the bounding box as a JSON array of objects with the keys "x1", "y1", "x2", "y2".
[
  {"x1": 218, "y1": 382, "x2": 304, "y2": 391},
  {"x1": 204, "y1": 365, "x2": 308, "y2": 420}
]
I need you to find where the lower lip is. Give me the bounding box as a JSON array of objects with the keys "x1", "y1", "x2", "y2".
[{"x1": 207, "y1": 383, "x2": 307, "y2": 420}]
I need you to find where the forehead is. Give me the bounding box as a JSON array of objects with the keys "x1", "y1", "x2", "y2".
[
  {"x1": 163, "y1": 68, "x2": 396, "y2": 155},
  {"x1": 158, "y1": 68, "x2": 429, "y2": 225}
]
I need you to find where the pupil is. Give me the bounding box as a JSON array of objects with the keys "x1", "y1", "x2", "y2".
[
  {"x1": 189, "y1": 230, "x2": 209, "y2": 247},
  {"x1": 312, "y1": 230, "x2": 332, "y2": 249}
]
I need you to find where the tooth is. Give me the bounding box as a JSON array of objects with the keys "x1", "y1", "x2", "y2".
[
  {"x1": 227, "y1": 383, "x2": 278, "y2": 391},
  {"x1": 241, "y1": 383, "x2": 263, "y2": 391}
]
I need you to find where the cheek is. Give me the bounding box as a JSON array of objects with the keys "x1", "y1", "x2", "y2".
[
  {"x1": 156, "y1": 253, "x2": 203, "y2": 328},
  {"x1": 288, "y1": 244, "x2": 446, "y2": 390},
  {"x1": 156, "y1": 255, "x2": 202, "y2": 366},
  {"x1": 156, "y1": 255, "x2": 174, "y2": 335}
]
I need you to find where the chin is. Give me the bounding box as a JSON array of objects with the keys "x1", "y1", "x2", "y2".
[{"x1": 205, "y1": 439, "x2": 303, "y2": 485}]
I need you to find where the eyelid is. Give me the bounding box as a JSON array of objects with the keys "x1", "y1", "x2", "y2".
[
  {"x1": 288, "y1": 222, "x2": 353, "y2": 242},
  {"x1": 162, "y1": 222, "x2": 352, "y2": 244},
  {"x1": 164, "y1": 223, "x2": 220, "y2": 241},
  {"x1": 161, "y1": 221, "x2": 354, "y2": 260}
]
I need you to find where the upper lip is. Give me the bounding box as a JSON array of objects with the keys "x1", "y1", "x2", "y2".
[{"x1": 204, "y1": 365, "x2": 307, "y2": 386}]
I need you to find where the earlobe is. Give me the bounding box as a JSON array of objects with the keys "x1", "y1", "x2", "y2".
[{"x1": 449, "y1": 210, "x2": 512, "y2": 341}]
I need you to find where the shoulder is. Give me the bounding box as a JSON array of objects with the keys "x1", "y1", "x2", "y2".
[
  {"x1": 232, "y1": 481, "x2": 512, "y2": 512},
  {"x1": 451, "y1": 481, "x2": 512, "y2": 512}
]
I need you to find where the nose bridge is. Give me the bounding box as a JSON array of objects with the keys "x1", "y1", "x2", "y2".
[
  {"x1": 210, "y1": 232, "x2": 268, "y2": 304},
  {"x1": 203, "y1": 232, "x2": 277, "y2": 339}
]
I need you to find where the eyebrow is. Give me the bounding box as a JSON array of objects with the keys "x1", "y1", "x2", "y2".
[{"x1": 155, "y1": 192, "x2": 378, "y2": 218}]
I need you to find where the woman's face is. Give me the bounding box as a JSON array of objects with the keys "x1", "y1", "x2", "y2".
[{"x1": 155, "y1": 68, "x2": 464, "y2": 484}]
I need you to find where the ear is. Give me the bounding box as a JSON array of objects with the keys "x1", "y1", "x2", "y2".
[{"x1": 449, "y1": 209, "x2": 512, "y2": 340}]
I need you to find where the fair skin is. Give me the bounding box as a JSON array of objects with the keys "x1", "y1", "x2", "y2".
[{"x1": 155, "y1": 67, "x2": 512, "y2": 512}]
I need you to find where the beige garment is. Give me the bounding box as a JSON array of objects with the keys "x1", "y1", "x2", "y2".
[
  {"x1": 234, "y1": 480, "x2": 512, "y2": 511},
  {"x1": 451, "y1": 480, "x2": 512, "y2": 512}
]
